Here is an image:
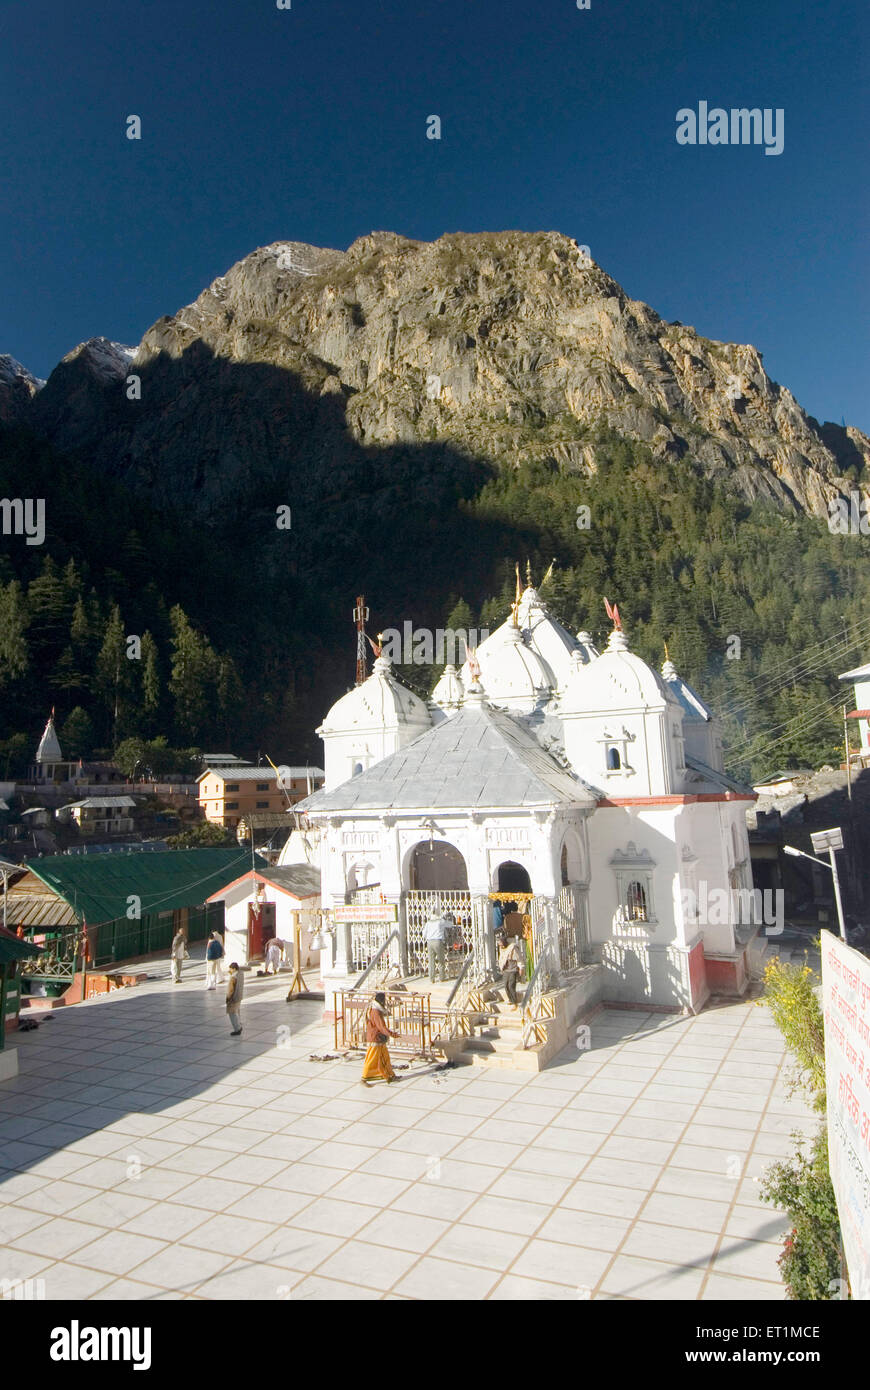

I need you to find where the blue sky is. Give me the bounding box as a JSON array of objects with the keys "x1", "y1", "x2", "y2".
[{"x1": 1, "y1": 0, "x2": 866, "y2": 428}]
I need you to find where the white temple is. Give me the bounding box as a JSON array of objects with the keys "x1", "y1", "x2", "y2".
[
  {"x1": 28, "y1": 712, "x2": 79, "y2": 784},
  {"x1": 288, "y1": 582, "x2": 758, "y2": 1017}
]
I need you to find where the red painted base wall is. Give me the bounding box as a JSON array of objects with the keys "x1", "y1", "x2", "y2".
[
  {"x1": 688, "y1": 940, "x2": 708, "y2": 1009},
  {"x1": 705, "y1": 955, "x2": 745, "y2": 994}
]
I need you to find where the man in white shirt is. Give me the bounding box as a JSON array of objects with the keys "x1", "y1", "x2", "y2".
[{"x1": 423, "y1": 912, "x2": 450, "y2": 983}]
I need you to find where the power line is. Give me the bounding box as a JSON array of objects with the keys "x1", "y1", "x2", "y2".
[
  {"x1": 717, "y1": 617, "x2": 869, "y2": 719},
  {"x1": 727, "y1": 691, "x2": 844, "y2": 769}
]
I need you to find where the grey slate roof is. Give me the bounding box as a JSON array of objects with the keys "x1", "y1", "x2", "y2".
[
  {"x1": 685, "y1": 755, "x2": 754, "y2": 796},
  {"x1": 297, "y1": 703, "x2": 595, "y2": 814},
  {"x1": 259, "y1": 865, "x2": 322, "y2": 897}
]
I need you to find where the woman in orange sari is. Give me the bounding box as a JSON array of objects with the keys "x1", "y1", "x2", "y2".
[{"x1": 361, "y1": 991, "x2": 399, "y2": 1084}]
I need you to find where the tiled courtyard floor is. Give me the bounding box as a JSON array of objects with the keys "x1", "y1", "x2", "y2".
[{"x1": 0, "y1": 956, "x2": 815, "y2": 1300}]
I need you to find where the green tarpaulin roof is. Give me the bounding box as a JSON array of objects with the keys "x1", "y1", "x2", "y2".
[
  {"x1": 26, "y1": 848, "x2": 265, "y2": 925},
  {"x1": 0, "y1": 926, "x2": 41, "y2": 963}
]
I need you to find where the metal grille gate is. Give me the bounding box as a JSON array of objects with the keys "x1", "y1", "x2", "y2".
[{"x1": 404, "y1": 890, "x2": 472, "y2": 978}]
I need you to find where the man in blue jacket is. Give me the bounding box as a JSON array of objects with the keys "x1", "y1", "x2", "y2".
[{"x1": 205, "y1": 931, "x2": 225, "y2": 990}]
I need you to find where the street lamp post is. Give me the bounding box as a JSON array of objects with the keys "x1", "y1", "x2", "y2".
[{"x1": 783, "y1": 826, "x2": 846, "y2": 940}]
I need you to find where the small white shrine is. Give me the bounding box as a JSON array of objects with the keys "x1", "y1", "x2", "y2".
[{"x1": 288, "y1": 580, "x2": 758, "y2": 1019}]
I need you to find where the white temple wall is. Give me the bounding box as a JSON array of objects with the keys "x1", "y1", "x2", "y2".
[
  {"x1": 586, "y1": 805, "x2": 683, "y2": 946},
  {"x1": 561, "y1": 705, "x2": 677, "y2": 798},
  {"x1": 321, "y1": 726, "x2": 410, "y2": 792}
]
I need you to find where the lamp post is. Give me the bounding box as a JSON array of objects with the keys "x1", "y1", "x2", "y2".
[{"x1": 783, "y1": 826, "x2": 846, "y2": 940}]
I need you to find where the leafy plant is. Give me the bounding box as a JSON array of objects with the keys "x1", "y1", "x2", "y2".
[
  {"x1": 759, "y1": 954, "x2": 845, "y2": 1298},
  {"x1": 760, "y1": 957, "x2": 826, "y2": 1110},
  {"x1": 762, "y1": 1128, "x2": 843, "y2": 1301}
]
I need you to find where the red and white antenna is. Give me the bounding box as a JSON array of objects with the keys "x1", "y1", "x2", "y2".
[{"x1": 353, "y1": 595, "x2": 370, "y2": 685}]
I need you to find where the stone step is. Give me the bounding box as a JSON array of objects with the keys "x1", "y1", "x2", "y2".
[
  {"x1": 454, "y1": 1046, "x2": 543, "y2": 1072},
  {"x1": 463, "y1": 1033, "x2": 525, "y2": 1055}
]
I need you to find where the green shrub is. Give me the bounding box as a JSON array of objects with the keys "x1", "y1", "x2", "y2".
[
  {"x1": 761, "y1": 1128, "x2": 844, "y2": 1300},
  {"x1": 759, "y1": 955, "x2": 845, "y2": 1298},
  {"x1": 760, "y1": 957, "x2": 826, "y2": 1110}
]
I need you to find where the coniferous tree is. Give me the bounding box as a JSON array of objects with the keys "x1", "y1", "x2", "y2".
[
  {"x1": 168, "y1": 606, "x2": 220, "y2": 742},
  {"x1": 0, "y1": 580, "x2": 29, "y2": 687},
  {"x1": 60, "y1": 706, "x2": 95, "y2": 760}
]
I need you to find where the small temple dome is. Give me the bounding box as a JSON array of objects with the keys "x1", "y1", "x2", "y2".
[
  {"x1": 574, "y1": 630, "x2": 600, "y2": 665},
  {"x1": 561, "y1": 626, "x2": 676, "y2": 714},
  {"x1": 660, "y1": 654, "x2": 713, "y2": 723},
  {"x1": 461, "y1": 619, "x2": 556, "y2": 710},
  {"x1": 429, "y1": 662, "x2": 464, "y2": 715},
  {"x1": 515, "y1": 585, "x2": 582, "y2": 688},
  {"x1": 318, "y1": 654, "x2": 431, "y2": 736}
]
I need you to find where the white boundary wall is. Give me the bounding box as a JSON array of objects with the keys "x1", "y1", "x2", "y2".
[{"x1": 822, "y1": 932, "x2": 870, "y2": 1300}]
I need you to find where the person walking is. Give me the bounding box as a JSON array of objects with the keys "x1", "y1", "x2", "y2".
[
  {"x1": 497, "y1": 929, "x2": 524, "y2": 1008},
  {"x1": 170, "y1": 928, "x2": 186, "y2": 984},
  {"x1": 423, "y1": 911, "x2": 449, "y2": 983},
  {"x1": 226, "y1": 961, "x2": 245, "y2": 1035},
  {"x1": 264, "y1": 936, "x2": 282, "y2": 975},
  {"x1": 360, "y1": 991, "x2": 399, "y2": 1084},
  {"x1": 205, "y1": 931, "x2": 225, "y2": 989}
]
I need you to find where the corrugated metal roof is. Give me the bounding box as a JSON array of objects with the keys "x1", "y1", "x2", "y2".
[
  {"x1": 198, "y1": 767, "x2": 324, "y2": 783},
  {"x1": 63, "y1": 797, "x2": 137, "y2": 810},
  {"x1": 27, "y1": 848, "x2": 265, "y2": 925}
]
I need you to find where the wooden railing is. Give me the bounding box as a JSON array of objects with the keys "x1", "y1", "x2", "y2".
[
  {"x1": 20, "y1": 928, "x2": 83, "y2": 983},
  {"x1": 334, "y1": 988, "x2": 434, "y2": 1056}
]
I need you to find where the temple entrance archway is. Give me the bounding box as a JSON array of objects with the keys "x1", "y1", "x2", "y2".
[
  {"x1": 496, "y1": 860, "x2": 532, "y2": 894},
  {"x1": 404, "y1": 839, "x2": 470, "y2": 978},
  {"x1": 408, "y1": 840, "x2": 468, "y2": 891}
]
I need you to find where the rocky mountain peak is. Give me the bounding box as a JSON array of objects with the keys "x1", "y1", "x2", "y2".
[
  {"x1": 0, "y1": 354, "x2": 45, "y2": 425},
  {"x1": 6, "y1": 231, "x2": 867, "y2": 521}
]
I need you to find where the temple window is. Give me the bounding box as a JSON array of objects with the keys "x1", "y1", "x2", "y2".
[{"x1": 625, "y1": 880, "x2": 648, "y2": 921}]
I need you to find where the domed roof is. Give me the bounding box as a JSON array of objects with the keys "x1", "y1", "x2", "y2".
[
  {"x1": 461, "y1": 619, "x2": 556, "y2": 710},
  {"x1": 429, "y1": 663, "x2": 464, "y2": 717},
  {"x1": 661, "y1": 656, "x2": 713, "y2": 722},
  {"x1": 515, "y1": 586, "x2": 583, "y2": 688},
  {"x1": 318, "y1": 655, "x2": 431, "y2": 735},
  {"x1": 561, "y1": 628, "x2": 678, "y2": 714},
  {"x1": 574, "y1": 630, "x2": 600, "y2": 665}
]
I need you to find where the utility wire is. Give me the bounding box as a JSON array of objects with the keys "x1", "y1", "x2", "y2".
[{"x1": 717, "y1": 618, "x2": 869, "y2": 719}]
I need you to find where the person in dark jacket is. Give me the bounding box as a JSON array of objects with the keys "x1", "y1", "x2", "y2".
[
  {"x1": 205, "y1": 931, "x2": 225, "y2": 990},
  {"x1": 226, "y1": 962, "x2": 244, "y2": 1035}
]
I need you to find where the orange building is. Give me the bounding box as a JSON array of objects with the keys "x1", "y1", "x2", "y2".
[{"x1": 197, "y1": 766, "x2": 324, "y2": 830}]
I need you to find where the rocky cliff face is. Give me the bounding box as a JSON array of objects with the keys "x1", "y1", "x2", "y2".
[
  {"x1": 0, "y1": 355, "x2": 45, "y2": 426},
  {"x1": 15, "y1": 231, "x2": 870, "y2": 517}
]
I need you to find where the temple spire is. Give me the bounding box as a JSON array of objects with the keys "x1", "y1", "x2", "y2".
[{"x1": 603, "y1": 596, "x2": 622, "y2": 631}]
